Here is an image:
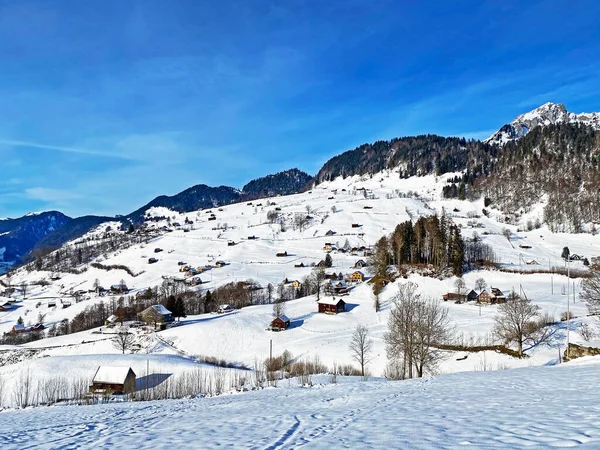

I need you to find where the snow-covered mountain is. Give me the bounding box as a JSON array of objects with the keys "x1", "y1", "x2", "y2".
[
  {"x1": 0, "y1": 211, "x2": 71, "y2": 270},
  {"x1": 486, "y1": 102, "x2": 600, "y2": 145}
]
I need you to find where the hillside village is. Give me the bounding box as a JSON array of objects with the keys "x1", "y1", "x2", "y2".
[{"x1": 0, "y1": 167, "x2": 599, "y2": 411}]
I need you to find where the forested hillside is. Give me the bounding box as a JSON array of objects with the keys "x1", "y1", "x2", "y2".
[
  {"x1": 241, "y1": 168, "x2": 313, "y2": 199},
  {"x1": 445, "y1": 123, "x2": 600, "y2": 232},
  {"x1": 315, "y1": 135, "x2": 497, "y2": 182}
]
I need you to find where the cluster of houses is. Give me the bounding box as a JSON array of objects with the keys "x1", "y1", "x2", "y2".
[
  {"x1": 321, "y1": 242, "x2": 372, "y2": 257},
  {"x1": 442, "y1": 287, "x2": 507, "y2": 304}
]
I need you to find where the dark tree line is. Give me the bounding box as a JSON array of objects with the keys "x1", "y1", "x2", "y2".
[
  {"x1": 316, "y1": 135, "x2": 497, "y2": 183},
  {"x1": 370, "y1": 214, "x2": 465, "y2": 277}
]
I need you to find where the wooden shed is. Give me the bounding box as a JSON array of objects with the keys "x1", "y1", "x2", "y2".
[
  {"x1": 318, "y1": 298, "x2": 346, "y2": 315},
  {"x1": 271, "y1": 315, "x2": 290, "y2": 331},
  {"x1": 90, "y1": 366, "x2": 136, "y2": 395}
]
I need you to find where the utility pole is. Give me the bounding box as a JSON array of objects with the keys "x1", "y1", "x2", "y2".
[{"x1": 566, "y1": 260, "x2": 570, "y2": 360}]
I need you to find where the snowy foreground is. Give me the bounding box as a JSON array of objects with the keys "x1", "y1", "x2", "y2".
[{"x1": 2, "y1": 358, "x2": 600, "y2": 449}]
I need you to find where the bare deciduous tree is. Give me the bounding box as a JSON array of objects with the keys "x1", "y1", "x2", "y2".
[
  {"x1": 349, "y1": 325, "x2": 373, "y2": 376},
  {"x1": 454, "y1": 277, "x2": 466, "y2": 294},
  {"x1": 582, "y1": 259, "x2": 600, "y2": 316},
  {"x1": 294, "y1": 213, "x2": 309, "y2": 232},
  {"x1": 493, "y1": 294, "x2": 552, "y2": 356},
  {"x1": 384, "y1": 282, "x2": 453, "y2": 379},
  {"x1": 272, "y1": 297, "x2": 285, "y2": 318},
  {"x1": 475, "y1": 277, "x2": 487, "y2": 293},
  {"x1": 312, "y1": 266, "x2": 325, "y2": 302},
  {"x1": 112, "y1": 330, "x2": 136, "y2": 354}
]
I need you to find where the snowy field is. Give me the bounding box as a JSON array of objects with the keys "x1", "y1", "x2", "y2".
[{"x1": 2, "y1": 358, "x2": 600, "y2": 449}]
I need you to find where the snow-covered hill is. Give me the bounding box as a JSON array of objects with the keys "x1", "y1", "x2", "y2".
[
  {"x1": 2, "y1": 358, "x2": 600, "y2": 448},
  {"x1": 1, "y1": 170, "x2": 597, "y2": 389},
  {"x1": 486, "y1": 102, "x2": 600, "y2": 145}
]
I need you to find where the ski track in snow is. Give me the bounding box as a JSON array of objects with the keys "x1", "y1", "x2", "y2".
[{"x1": 2, "y1": 362, "x2": 600, "y2": 449}]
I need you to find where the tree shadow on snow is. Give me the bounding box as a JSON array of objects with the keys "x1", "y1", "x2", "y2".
[{"x1": 136, "y1": 373, "x2": 172, "y2": 390}]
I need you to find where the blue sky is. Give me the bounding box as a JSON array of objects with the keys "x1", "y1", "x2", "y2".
[{"x1": 1, "y1": 0, "x2": 599, "y2": 218}]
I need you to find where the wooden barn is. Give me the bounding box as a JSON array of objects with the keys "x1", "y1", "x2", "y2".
[
  {"x1": 442, "y1": 292, "x2": 467, "y2": 302},
  {"x1": 318, "y1": 298, "x2": 346, "y2": 315},
  {"x1": 271, "y1": 315, "x2": 290, "y2": 331},
  {"x1": 90, "y1": 366, "x2": 136, "y2": 395}
]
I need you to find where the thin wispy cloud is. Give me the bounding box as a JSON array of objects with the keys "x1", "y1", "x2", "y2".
[{"x1": 0, "y1": 139, "x2": 133, "y2": 160}]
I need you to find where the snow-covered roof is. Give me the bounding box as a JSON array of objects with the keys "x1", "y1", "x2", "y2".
[
  {"x1": 151, "y1": 304, "x2": 172, "y2": 315},
  {"x1": 274, "y1": 314, "x2": 290, "y2": 322},
  {"x1": 93, "y1": 366, "x2": 135, "y2": 384},
  {"x1": 318, "y1": 298, "x2": 344, "y2": 306},
  {"x1": 13, "y1": 323, "x2": 25, "y2": 331},
  {"x1": 219, "y1": 304, "x2": 234, "y2": 310},
  {"x1": 106, "y1": 315, "x2": 118, "y2": 323}
]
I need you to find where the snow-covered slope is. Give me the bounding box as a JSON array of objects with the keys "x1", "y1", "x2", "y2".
[
  {"x1": 1, "y1": 171, "x2": 597, "y2": 384},
  {"x1": 486, "y1": 102, "x2": 600, "y2": 145},
  {"x1": 2, "y1": 358, "x2": 600, "y2": 449}
]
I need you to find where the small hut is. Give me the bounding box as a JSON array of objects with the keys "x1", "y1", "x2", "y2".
[
  {"x1": 90, "y1": 366, "x2": 136, "y2": 395},
  {"x1": 271, "y1": 315, "x2": 290, "y2": 331}
]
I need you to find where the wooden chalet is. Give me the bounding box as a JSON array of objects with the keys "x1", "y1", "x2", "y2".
[
  {"x1": 291, "y1": 280, "x2": 302, "y2": 288},
  {"x1": 351, "y1": 271, "x2": 365, "y2": 282},
  {"x1": 318, "y1": 298, "x2": 346, "y2": 315},
  {"x1": 354, "y1": 259, "x2": 367, "y2": 269},
  {"x1": 466, "y1": 290, "x2": 478, "y2": 301},
  {"x1": 323, "y1": 243, "x2": 333, "y2": 252},
  {"x1": 271, "y1": 315, "x2": 290, "y2": 331},
  {"x1": 276, "y1": 251, "x2": 288, "y2": 257},
  {"x1": 490, "y1": 287, "x2": 507, "y2": 303},
  {"x1": 351, "y1": 223, "x2": 360, "y2": 228},
  {"x1": 90, "y1": 366, "x2": 136, "y2": 395},
  {"x1": 325, "y1": 230, "x2": 336, "y2": 236},
  {"x1": 294, "y1": 262, "x2": 305, "y2": 268},
  {"x1": 477, "y1": 288, "x2": 506, "y2": 304},
  {"x1": 477, "y1": 290, "x2": 491, "y2": 303},
  {"x1": 138, "y1": 305, "x2": 173, "y2": 326},
  {"x1": 0, "y1": 300, "x2": 11, "y2": 311}
]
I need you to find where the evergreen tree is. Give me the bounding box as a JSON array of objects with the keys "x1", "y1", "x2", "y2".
[{"x1": 324, "y1": 253, "x2": 333, "y2": 268}]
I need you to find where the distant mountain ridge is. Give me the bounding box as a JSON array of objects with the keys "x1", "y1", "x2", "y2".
[
  {"x1": 7, "y1": 102, "x2": 600, "y2": 267},
  {"x1": 0, "y1": 211, "x2": 71, "y2": 265},
  {"x1": 486, "y1": 102, "x2": 600, "y2": 146}
]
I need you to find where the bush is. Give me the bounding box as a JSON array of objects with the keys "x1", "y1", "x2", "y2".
[{"x1": 561, "y1": 311, "x2": 575, "y2": 321}]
